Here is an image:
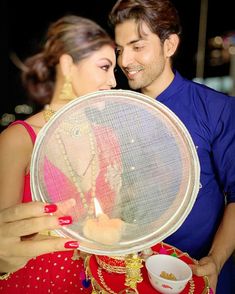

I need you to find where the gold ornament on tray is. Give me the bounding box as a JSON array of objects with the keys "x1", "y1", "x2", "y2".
[{"x1": 125, "y1": 254, "x2": 143, "y2": 291}]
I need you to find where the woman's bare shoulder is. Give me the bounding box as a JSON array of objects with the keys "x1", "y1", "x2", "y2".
[
  {"x1": 0, "y1": 122, "x2": 34, "y2": 153},
  {"x1": 26, "y1": 111, "x2": 45, "y2": 131}
]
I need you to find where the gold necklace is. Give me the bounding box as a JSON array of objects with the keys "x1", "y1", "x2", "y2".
[
  {"x1": 43, "y1": 104, "x2": 56, "y2": 122},
  {"x1": 97, "y1": 267, "x2": 118, "y2": 294},
  {"x1": 55, "y1": 125, "x2": 97, "y2": 216}
]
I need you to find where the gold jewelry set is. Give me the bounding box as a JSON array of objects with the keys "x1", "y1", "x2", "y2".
[
  {"x1": 87, "y1": 242, "x2": 212, "y2": 294},
  {"x1": 59, "y1": 76, "x2": 76, "y2": 101},
  {"x1": 43, "y1": 75, "x2": 75, "y2": 123},
  {"x1": 42, "y1": 78, "x2": 98, "y2": 216},
  {"x1": 55, "y1": 119, "x2": 97, "y2": 216},
  {"x1": 42, "y1": 76, "x2": 97, "y2": 216}
]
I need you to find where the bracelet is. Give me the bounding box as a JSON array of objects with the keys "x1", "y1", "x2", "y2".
[{"x1": 0, "y1": 272, "x2": 11, "y2": 280}]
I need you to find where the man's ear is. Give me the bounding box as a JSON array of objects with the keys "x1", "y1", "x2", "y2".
[
  {"x1": 59, "y1": 54, "x2": 74, "y2": 77},
  {"x1": 164, "y1": 34, "x2": 179, "y2": 57}
]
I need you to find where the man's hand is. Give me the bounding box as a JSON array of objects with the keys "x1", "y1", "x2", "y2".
[{"x1": 190, "y1": 255, "x2": 219, "y2": 293}]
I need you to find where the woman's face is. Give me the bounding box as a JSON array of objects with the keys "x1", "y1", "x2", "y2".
[{"x1": 71, "y1": 45, "x2": 117, "y2": 97}]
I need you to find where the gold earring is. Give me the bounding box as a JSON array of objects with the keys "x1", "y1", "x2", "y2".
[{"x1": 59, "y1": 76, "x2": 76, "y2": 101}]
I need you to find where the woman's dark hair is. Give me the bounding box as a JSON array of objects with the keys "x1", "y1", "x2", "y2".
[
  {"x1": 109, "y1": 0, "x2": 181, "y2": 42},
  {"x1": 22, "y1": 15, "x2": 114, "y2": 104}
]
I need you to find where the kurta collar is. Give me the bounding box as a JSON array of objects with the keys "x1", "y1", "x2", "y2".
[{"x1": 157, "y1": 70, "x2": 185, "y2": 102}]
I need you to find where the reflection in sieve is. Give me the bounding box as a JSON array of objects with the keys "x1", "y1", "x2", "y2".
[{"x1": 31, "y1": 90, "x2": 200, "y2": 255}]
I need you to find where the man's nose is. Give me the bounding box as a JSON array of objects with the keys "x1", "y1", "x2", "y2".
[{"x1": 118, "y1": 49, "x2": 132, "y2": 68}]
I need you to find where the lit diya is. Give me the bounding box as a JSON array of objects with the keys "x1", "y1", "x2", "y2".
[{"x1": 83, "y1": 198, "x2": 125, "y2": 245}]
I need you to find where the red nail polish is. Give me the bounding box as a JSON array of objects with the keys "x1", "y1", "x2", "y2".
[
  {"x1": 58, "y1": 216, "x2": 73, "y2": 225},
  {"x1": 44, "y1": 204, "x2": 57, "y2": 213},
  {"x1": 64, "y1": 241, "x2": 79, "y2": 249}
]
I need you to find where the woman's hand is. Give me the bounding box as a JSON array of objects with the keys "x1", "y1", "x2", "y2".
[
  {"x1": 105, "y1": 163, "x2": 122, "y2": 193},
  {"x1": 0, "y1": 199, "x2": 79, "y2": 273},
  {"x1": 190, "y1": 255, "x2": 219, "y2": 293}
]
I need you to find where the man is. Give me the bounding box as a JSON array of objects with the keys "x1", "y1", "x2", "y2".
[{"x1": 109, "y1": 0, "x2": 235, "y2": 293}]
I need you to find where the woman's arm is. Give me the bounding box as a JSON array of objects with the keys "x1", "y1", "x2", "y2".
[
  {"x1": 0, "y1": 125, "x2": 78, "y2": 274},
  {"x1": 0, "y1": 125, "x2": 31, "y2": 209}
]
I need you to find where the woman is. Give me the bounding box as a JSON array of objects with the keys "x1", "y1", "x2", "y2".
[{"x1": 0, "y1": 15, "x2": 117, "y2": 293}]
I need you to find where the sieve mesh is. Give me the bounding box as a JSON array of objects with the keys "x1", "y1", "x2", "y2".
[{"x1": 31, "y1": 90, "x2": 200, "y2": 255}]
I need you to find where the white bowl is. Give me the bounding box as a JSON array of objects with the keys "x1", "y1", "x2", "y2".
[{"x1": 145, "y1": 254, "x2": 192, "y2": 294}]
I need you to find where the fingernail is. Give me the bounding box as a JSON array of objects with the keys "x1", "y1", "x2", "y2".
[
  {"x1": 58, "y1": 216, "x2": 73, "y2": 225},
  {"x1": 44, "y1": 204, "x2": 57, "y2": 213},
  {"x1": 64, "y1": 241, "x2": 79, "y2": 249}
]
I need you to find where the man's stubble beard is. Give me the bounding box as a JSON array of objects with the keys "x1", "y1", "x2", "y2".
[
  {"x1": 127, "y1": 70, "x2": 158, "y2": 91},
  {"x1": 127, "y1": 78, "x2": 143, "y2": 90},
  {"x1": 127, "y1": 58, "x2": 165, "y2": 92}
]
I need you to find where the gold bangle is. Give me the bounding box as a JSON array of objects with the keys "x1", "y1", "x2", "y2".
[{"x1": 0, "y1": 272, "x2": 11, "y2": 280}]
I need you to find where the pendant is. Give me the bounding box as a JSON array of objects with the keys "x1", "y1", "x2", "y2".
[{"x1": 82, "y1": 278, "x2": 91, "y2": 288}]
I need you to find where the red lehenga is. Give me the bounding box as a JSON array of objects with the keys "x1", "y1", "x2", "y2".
[{"x1": 0, "y1": 121, "x2": 121, "y2": 294}]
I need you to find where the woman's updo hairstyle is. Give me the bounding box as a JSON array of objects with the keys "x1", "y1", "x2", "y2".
[{"x1": 22, "y1": 15, "x2": 114, "y2": 105}]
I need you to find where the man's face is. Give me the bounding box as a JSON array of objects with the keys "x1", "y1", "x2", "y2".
[{"x1": 115, "y1": 19, "x2": 168, "y2": 92}]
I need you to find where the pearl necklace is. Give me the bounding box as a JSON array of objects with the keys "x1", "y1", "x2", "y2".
[{"x1": 55, "y1": 124, "x2": 97, "y2": 216}]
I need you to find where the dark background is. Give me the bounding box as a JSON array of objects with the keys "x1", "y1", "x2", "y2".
[{"x1": 1, "y1": 0, "x2": 235, "y2": 125}]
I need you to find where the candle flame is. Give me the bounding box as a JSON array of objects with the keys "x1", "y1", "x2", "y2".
[{"x1": 94, "y1": 197, "x2": 103, "y2": 217}]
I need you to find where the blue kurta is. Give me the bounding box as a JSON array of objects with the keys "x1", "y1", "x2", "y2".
[{"x1": 160, "y1": 71, "x2": 235, "y2": 293}]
